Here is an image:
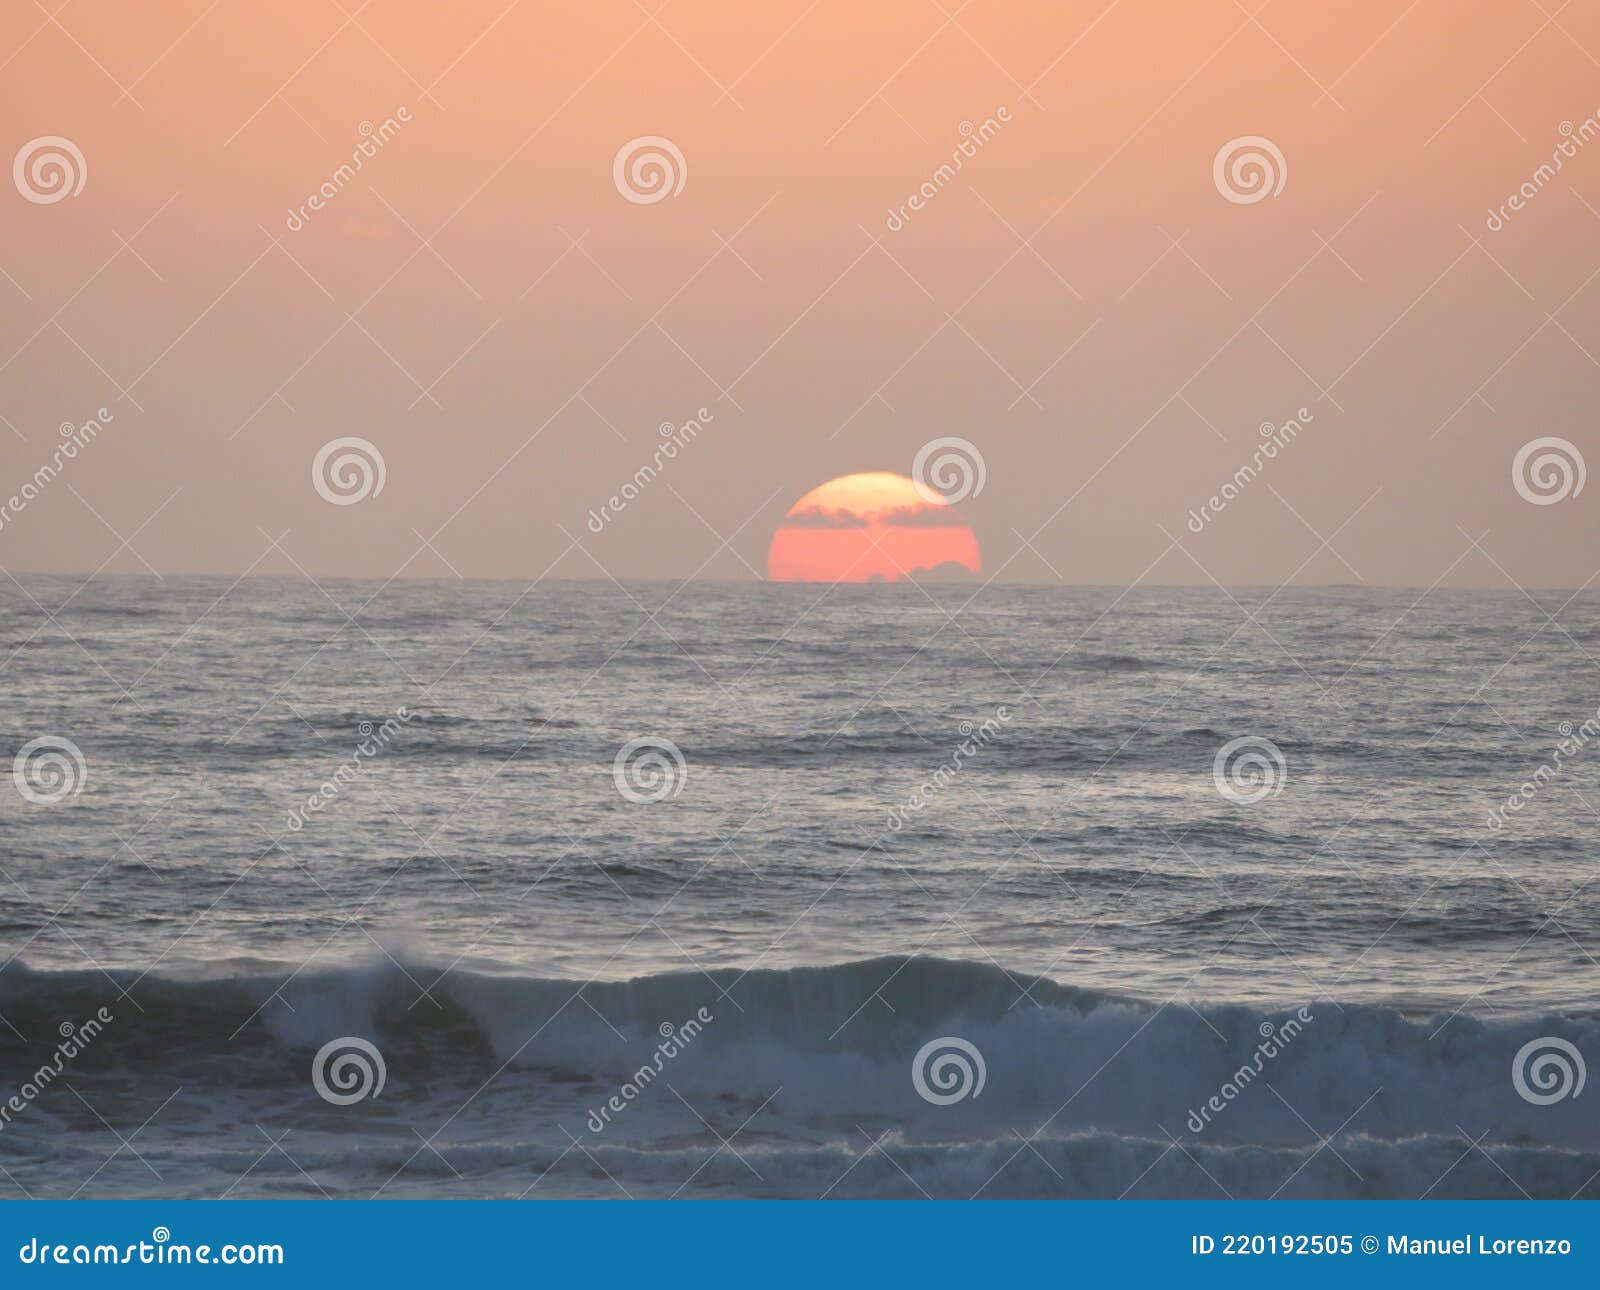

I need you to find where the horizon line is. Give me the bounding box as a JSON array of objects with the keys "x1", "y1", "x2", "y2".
[{"x1": 0, "y1": 570, "x2": 1593, "y2": 596}]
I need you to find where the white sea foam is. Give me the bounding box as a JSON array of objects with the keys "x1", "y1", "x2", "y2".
[{"x1": 0, "y1": 957, "x2": 1592, "y2": 1197}]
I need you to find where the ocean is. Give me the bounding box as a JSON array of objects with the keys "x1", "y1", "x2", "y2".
[{"x1": 1, "y1": 576, "x2": 1596, "y2": 1198}]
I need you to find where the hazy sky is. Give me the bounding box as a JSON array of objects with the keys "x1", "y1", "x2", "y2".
[{"x1": 3, "y1": 0, "x2": 1598, "y2": 586}]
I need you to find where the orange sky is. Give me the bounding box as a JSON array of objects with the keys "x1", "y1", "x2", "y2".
[{"x1": 2, "y1": 2, "x2": 1598, "y2": 585}]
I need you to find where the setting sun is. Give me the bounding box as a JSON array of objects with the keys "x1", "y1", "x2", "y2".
[{"x1": 766, "y1": 472, "x2": 982, "y2": 583}]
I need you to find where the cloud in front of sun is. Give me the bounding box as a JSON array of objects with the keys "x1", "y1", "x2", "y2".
[{"x1": 766, "y1": 472, "x2": 981, "y2": 583}]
